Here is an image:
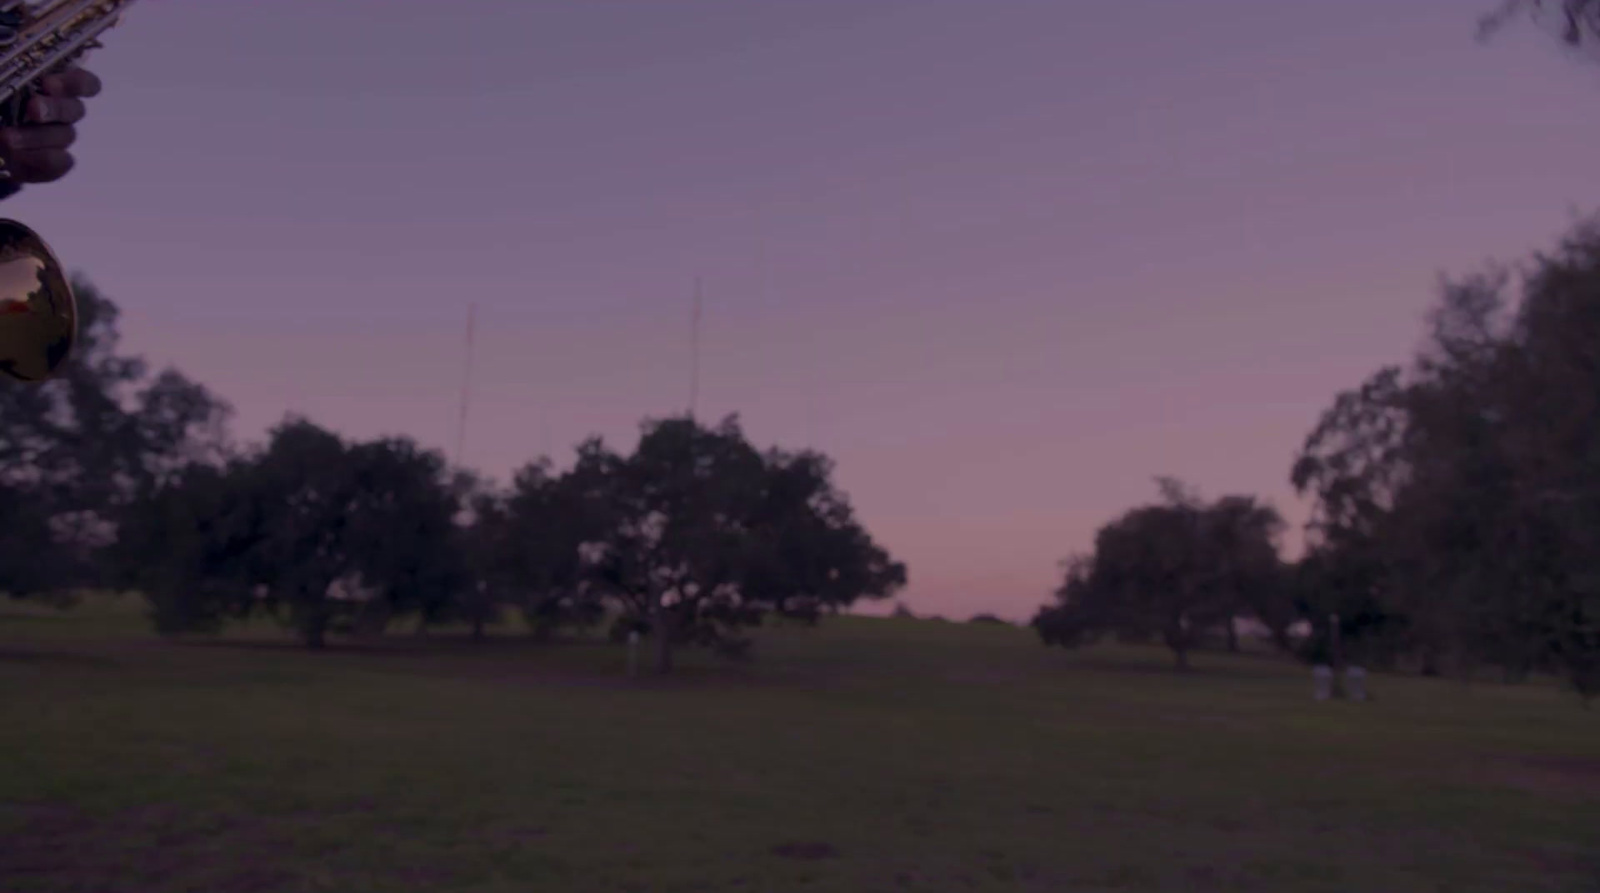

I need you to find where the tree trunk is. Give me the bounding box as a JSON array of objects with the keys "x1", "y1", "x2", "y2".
[
  {"x1": 1224, "y1": 616, "x2": 1240, "y2": 653},
  {"x1": 1167, "y1": 619, "x2": 1191, "y2": 671},
  {"x1": 299, "y1": 596, "x2": 330, "y2": 650},
  {"x1": 654, "y1": 620, "x2": 674, "y2": 675},
  {"x1": 648, "y1": 588, "x2": 680, "y2": 675},
  {"x1": 304, "y1": 615, "x2": 327, "y2": 650},
  {"x1": 471, "y1": 617, "x2": 486, "y2": 643},
  {"x1": 654, "y1": 633, "x2": 674, "y2": 674},
  {"x1": 1269, "y1": 624, "x2": 1293, "y2": 655},
  {"x1": 1420, "y1": 649, "x2": 1440, "y2": 677}
]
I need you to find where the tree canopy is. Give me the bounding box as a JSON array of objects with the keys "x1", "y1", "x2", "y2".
[
  {"x1": 46, "y1": 302, "x2": 907, "y2": 672},
  {"x1": 114, "y1": 418, "x2": 468, "y2": 648},
  {"x1": 1291, "y1": 216, "x2": 1600, "y2": 697},
  {"x1": 1032, "y1": 479, "x2": 1289, "y2": 670},
  {"x1": 554, "y1": 415, "x2": 906, "y2": 673}
]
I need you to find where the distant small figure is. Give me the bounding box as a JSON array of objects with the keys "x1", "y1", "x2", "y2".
[
  {"x1": 1313, "y1": 664, "x2": 1334, "y2": 701},
  {"x1": 1345, "y1": 666, "x2": 1368, "y2": 702}
]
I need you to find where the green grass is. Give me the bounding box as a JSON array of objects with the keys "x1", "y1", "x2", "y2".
[{"x1": 2, "y1": 596, "x2": 1597, "y2": 892}]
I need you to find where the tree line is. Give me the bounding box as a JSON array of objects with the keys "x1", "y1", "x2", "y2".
[
  {"x1": 0, "y1": 281, "x2": 906, "y2": 673},
  {"x1": 1031, "y1": 217, "x2": 1600, "y2": 701},
  {"x1": 5, "y1": 222, "x2": 1599, "y2": 699}
]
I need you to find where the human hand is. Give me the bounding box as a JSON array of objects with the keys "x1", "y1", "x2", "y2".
[{"x1": 0, "y1": 66, "x2": 102, "y2": 196}]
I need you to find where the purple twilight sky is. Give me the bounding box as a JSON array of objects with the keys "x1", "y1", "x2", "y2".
[{"x1": 12, "y1": 0, "x2": 1600, "y2": 621}]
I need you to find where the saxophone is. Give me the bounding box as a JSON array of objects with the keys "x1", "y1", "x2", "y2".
[{"x1": 0, "y1": 0, "x2": 137, "y2": 383}]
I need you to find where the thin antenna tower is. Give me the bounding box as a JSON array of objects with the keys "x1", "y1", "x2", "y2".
[
  {"x1": 454, "y1": 303, "x2": 477, "y2": 466},
  {"x1": 688, "y1": 275, "x2": 703, "y2": 420}
]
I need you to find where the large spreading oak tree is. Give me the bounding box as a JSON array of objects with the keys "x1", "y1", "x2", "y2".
[
  {"x1": 571, "y1": 415, "x2": 906, "y2": 674},
  {"x1": 1032, "y1": 479, "x2": 1289, "y2": 671}
]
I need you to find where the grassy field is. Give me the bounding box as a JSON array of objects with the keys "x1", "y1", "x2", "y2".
[{"x1": 2, "y1": 597, "x2": 1597, "y2": 893}]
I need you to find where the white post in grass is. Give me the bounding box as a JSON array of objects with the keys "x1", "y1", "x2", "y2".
[
  {"x1": 1345, "y1": 666, "x2": 1368, "y2": 702},
  {"x1": 1313, "y1": 664, "x2": 1334, "y2": 701}
]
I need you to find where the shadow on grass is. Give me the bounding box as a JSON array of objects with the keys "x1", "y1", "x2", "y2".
[
  {"x1": 0, "y1": 800, "x2": 453, "y2": 893},
  {"x1": 1479, "y1": 753, "x2": 1600, "y2": 799},
  {"x1": 0, "y1": 611, "x2": 76, "y2": 623},
  {"x1": 167, "y1": 631, "x2": 607, "y2": 656},
  {"x1": 1053, "y1": 653, "x2": 1298, "y2": 681},
  {"x1": 162, "y1": 633, "x2": 778, "y2": 691},
  {"x1": 0, "y1": 647, "x2": 120, "y2": 670}
]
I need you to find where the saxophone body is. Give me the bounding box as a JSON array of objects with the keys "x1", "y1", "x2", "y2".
[
  {"x1": 0, "y1": 0, "x2": 136, "y2": 112},
  {"x1": 0, "y1": 0, "x2": 137, "y2": 383}
]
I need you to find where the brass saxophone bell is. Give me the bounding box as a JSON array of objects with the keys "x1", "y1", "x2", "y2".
[{"x1": 0, "y1": 218, "x2": 75, "y2": 383}]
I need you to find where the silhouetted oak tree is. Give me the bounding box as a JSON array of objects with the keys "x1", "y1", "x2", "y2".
[
  {"x1": 574, "y1": 415, "x2": 905, "y2": 674},
  {"x1": 119, "y1": 418, "x2": 466, "y2": 648},
  {"x1": 1033, "y1": 480, "x2": 1288, "y2": 670}
]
